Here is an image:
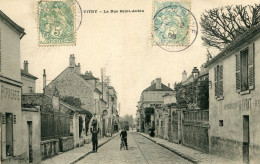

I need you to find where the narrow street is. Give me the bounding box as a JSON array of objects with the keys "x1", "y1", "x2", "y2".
[{"x1": 76, "y1": 131, "x2": 191, "y2": 164}]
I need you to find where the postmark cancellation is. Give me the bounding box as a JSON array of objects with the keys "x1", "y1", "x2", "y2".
[
  {"x1": 152, "y1": 0, "x2": 192, "y2": 47},
  {"x1": 38, "y1": 0, "x2": 76, "y2": 46}
]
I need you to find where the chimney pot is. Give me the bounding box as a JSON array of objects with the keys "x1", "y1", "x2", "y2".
[
  {"x1": 24, "y1": 60, "x2": 29, "y2": 72},
  {"x1": 43, "y1": 69, "x2": 47, "y2": 89},
  {"x1": 69, "y1": 54, "x2": 76, "y2": 67},
  {"x1": 155, "y1": 78, "x2": 162, "y2": 89}
]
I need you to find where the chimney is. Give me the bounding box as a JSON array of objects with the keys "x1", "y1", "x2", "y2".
[
  {"x1": 85, "y1": 71, "x2": 93, "y2": 76},
  {"x1": 151, "y1": 80, "x2": 155, "y2": 85},
  {"x1": 69, "y1": 54, "x2": 75, "y2": 67},
  {"x1": 43, "y1": 69, "x2": 46, "y2": 89},
  {"x1": 182, "y1": 70, "x2": 187, "y2": 82},
  {"x1": 24, "y1": 60, "x2": 29, "y2": 72},
  {"x1": 168, "y1": 83, "x2": 170, "y2": 88},
  {"x1": 75, "y1": 63, "x2": 81, "y2": 75},
  {"x1": 200, "y1": 64, "x2": 205, "y2": 74},
  {"x1": 155, "y1": 78, "x2": 162, "y2": 89}
]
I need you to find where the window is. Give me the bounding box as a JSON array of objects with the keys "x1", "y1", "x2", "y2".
[
  {"x1": 214, "y1": 64, "x2": 223, "y2": 100},
  {"x1": 219, "y1": 120, "x2": 223, "y2": 127},
  {"x1": 236, "y1": 43, "x2": 255, "y2": 94},
  {"x1": 29, "y1": 87, "x2": 33, "y2": 93}
]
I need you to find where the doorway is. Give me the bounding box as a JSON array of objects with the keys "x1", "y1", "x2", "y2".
[
  {"x1": 27, "y1": 121, "x2": 33, "y2": 163},
  {"x1": 6, "y1": 113, "x2": 13, "y2": 157},
  {"x1": 243, "y1": 115, "x2": 249, "y2": 164}
]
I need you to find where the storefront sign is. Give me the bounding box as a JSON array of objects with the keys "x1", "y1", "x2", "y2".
[
  {"x1": 1, "y1": 85, "x2": 20, "y2": 100},
  {"x1": 224, "y1": 98, "x2": 252, "y2": 111}
]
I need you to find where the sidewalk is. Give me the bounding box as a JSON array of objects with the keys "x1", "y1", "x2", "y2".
[
  {"x1": 138, "y1": 132, "x2": 235, "y2": 164},
  {"x1": 42, "y1": 132, "x2": 120, "y2": 164}
]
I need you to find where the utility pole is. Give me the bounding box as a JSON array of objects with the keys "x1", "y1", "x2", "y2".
[
  {"x1": 118, "y1": 103, "x2": 120, "y2": 115},
  {"x1": 101, "y1": 68, "x2": 104, "y2": 99}
]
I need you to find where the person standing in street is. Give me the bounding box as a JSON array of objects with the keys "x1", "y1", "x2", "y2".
[
  {"x1": 91, "y1": 122, "x2": 99, "y2": 152},
  {"x1": 120, "y1": 127, "x2": 128, "y2": 150}
]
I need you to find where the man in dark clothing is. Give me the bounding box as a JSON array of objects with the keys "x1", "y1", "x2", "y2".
[
  {"x1": 120, "y1": 127, "x2": 128, "y2": 150},
  {"x1": 91, "y1": 124, "x2": 99, "y2": 152}
]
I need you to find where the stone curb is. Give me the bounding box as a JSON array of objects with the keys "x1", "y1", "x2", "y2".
[
  {"x1": 138, "y1": 132, "x2": 199, "y2": 164},
  {"x1": 70, "y1": 133, "x2": 120, "y2": 164}
]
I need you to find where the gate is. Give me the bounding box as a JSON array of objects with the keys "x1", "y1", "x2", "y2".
[
  {"x1": 41, "y1": 112, "x2": 71, "y2": 140},
  {"x1": 182, "y1": 110, "x2": 209, "y2": 153}
]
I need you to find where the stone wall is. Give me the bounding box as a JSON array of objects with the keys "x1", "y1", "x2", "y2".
[
  {"x1": 210, "y1": 136, "x2": 242, "y2": 161},
  {"x1": 169, "y1": 121, "x2": 178, "y2": 143},
  {"x1": 183, "y1": 123, "x2": 209, "y2": 153},
  {"x1": 59, "y1": 136, "x2": 74, "y2": 152},
  {"x1": 250, "y1": 144, "x2": 260, "y2": 162},
  {"x1": 41, "y1": 139, "x2": 59, "y2": 160},
  {"x1": 211, "y1": 136, "x2": 260, "y2": 163}
]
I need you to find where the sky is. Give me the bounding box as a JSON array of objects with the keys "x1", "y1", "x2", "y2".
[{"x1": 0, "y1": 0, "x2": 257, "y2": 117}]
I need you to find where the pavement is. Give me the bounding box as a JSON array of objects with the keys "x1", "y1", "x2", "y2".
[
  {"x1": 138, "y1": 132, "x2": 236, "y2": 164},
  {"x1": 41, "y1": 132, "x2": 120, "y2": 164}
]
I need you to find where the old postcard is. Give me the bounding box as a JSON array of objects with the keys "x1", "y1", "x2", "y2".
[{"x1": 0, "y1": 0, "x2": 259, "y2": 163}]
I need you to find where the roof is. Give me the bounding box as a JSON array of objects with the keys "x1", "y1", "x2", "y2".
[
  {"x1": 143, "y1": 83, "x2": 173, "y2": 92},
  {"x1": 21, "y1": 69, "x2": 38, "y2": 80},
  {"x1": 44, "y1": 67, "x2": 92, "y2": 90},
  {"x1": 94, "y1": 88, "x2": 102, "y2": 94},
  {"x1": 205, "y1": 23, "x2": 260, "y2": 68},
  {"x1": 80, "y1": 74, "x2": 97, "y2": 80},
  {"x1": 0, "y1": 10, "x2": 25, "y2": 37},
  {"x1": 198, "y1": 71, "x2": 209, "y2": 78}
]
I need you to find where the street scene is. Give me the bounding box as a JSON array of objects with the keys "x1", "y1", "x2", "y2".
[{"x1": 0, "y1": 0, "x2": 260, "y2": 164}]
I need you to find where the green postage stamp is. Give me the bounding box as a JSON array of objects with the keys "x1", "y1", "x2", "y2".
[
  {"x1": 38, "y1": 0, "x2": 76, "y2": 46},
  {"x1": 152, "y1": 0, "x2": 191, "y2": 47}
]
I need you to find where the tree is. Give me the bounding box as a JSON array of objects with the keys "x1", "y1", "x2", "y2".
[
  {"x1": 197, "y1": 79, "x2": 209, "y2": 109},
  {"x1": 60, "y1": 96, "x2": 81, "y2": 108},
  {"x1": 174, "y1": 82, "x2": 187, "y2": 108},
  {"x1": 200, "y1": 4, "x2": 260, "y2": 50},
  {"x1": 144, "y1": 107, "x2": 154, "y2": 124},
  {"x1": 119, "y1": 114, "x2": 134, "y2": 128}
]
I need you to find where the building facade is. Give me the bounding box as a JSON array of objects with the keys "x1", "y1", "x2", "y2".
[
  {"x1": 137, "y1": 78, "x2": 174, "y2": 133},
  {"x1": 21, "y1": 60, "x2": 38, "y2": 94},
  {"x1": 0, "y1": 10, "x2": 31, "y2": 163},
  {"x1": 205, "y1": 23, "x2": 260, "y2": 163},
  {"x1": 44, "y1": 54, "x2": 97, "y2": 113}
]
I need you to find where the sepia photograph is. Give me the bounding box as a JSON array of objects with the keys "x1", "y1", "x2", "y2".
[{"x1": 0, "y1": 0, "x2": 259, "y2": 163}]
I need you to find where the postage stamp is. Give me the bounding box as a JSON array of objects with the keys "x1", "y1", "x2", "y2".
[
  {"x1": 152, "y1": 0, "x2": 193, "y2": 48},
  {"x1": 38, "y1": 0, "x2": 76, "y2": 46}
]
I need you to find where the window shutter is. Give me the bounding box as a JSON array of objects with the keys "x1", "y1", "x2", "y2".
[
  {"x1": 1, "y1": 113, "x2": 5, "y2": 124},
  {"x1": 248, "y1": 43, "x2": 255, "y2": 90},
  {"x1": 214, "y1": 66, "x2": 218, "y2": 98},
  {"x1": 235, "y1": 53, "x2": 241, "y2": 92},
  {"x1": 0, "y1": 28, "x2": 1, "y2": 72},
  {"x1": 219, "y1": 64, "x2": 223, "y2": 96}
]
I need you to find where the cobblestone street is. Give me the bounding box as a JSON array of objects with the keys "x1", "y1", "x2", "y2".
[{"x1": 76, "y1": 131, "x2": 191, "y2": 164}]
